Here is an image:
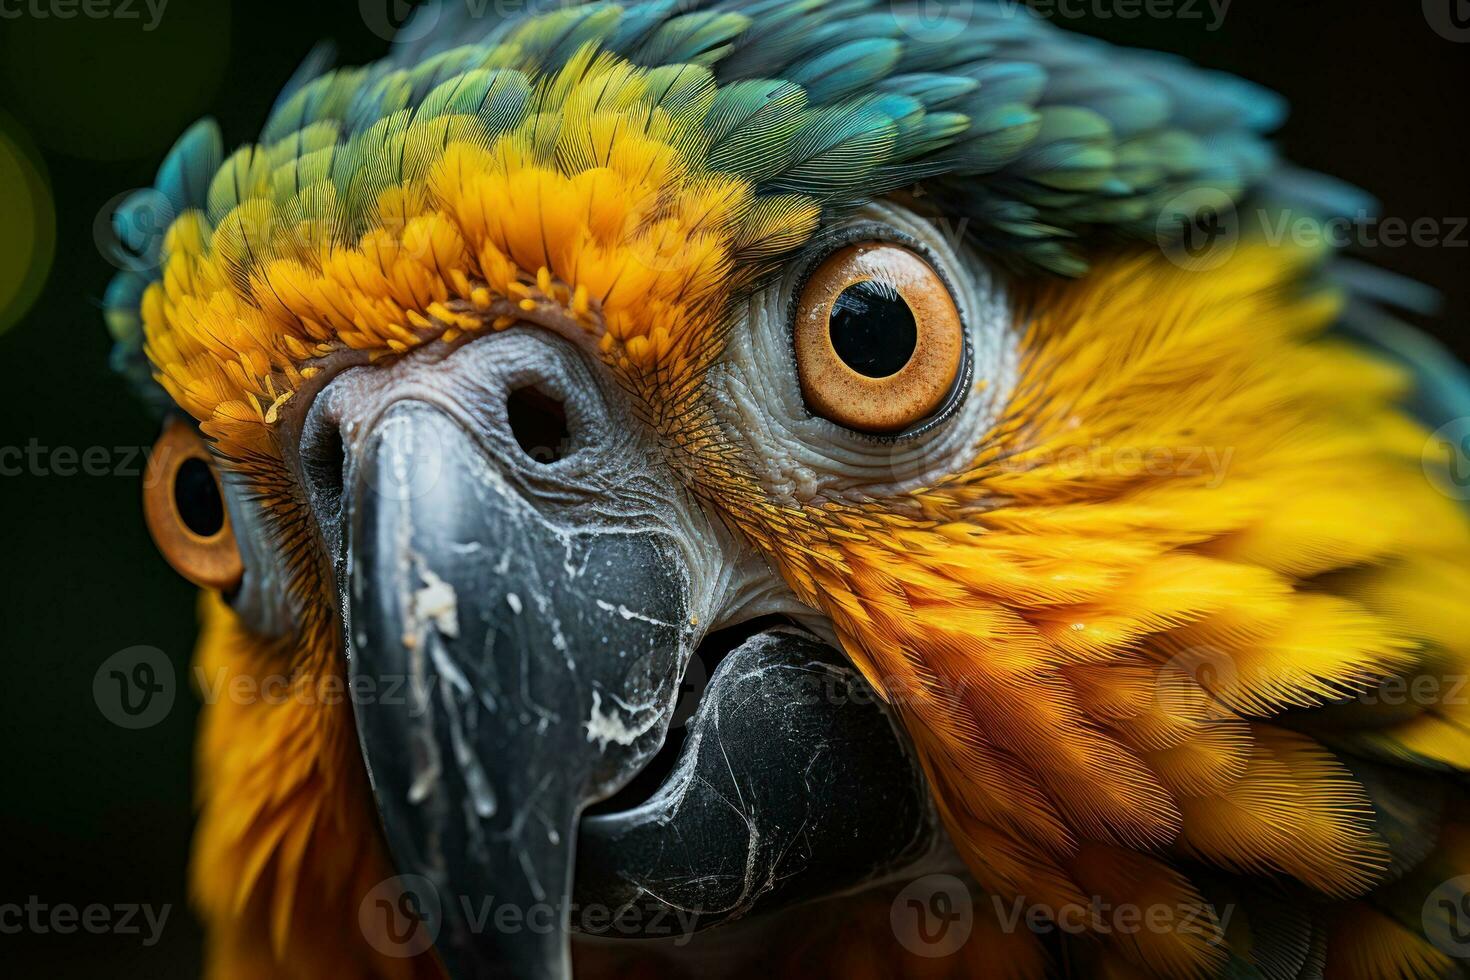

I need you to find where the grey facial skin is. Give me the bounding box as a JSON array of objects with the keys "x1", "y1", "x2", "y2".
[
  {"x1": 712, "y1": 201, "x2": 1020, "y2": 505},
  {"x1": 211, "y1": 204, "x2": 1004, "y2": 978}
]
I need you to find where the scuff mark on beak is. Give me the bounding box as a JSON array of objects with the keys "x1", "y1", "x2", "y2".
[
  {"x1": 410, "y1": 564, "x2": 460, "y2": 643},
  {"x1": 347, "y1": 400, "x2": 697, "y2": 979},
  {"x1": 585, "y1": 689, "x2": 665, "y2": 749}
]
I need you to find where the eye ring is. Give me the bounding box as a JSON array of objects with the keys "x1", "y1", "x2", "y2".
[
  {"x1": 793, "y1": 240, "x2": 966, "y2": 434},
  {"x1": 143, "y1": 418, "x2": 244, "y2": 592}
]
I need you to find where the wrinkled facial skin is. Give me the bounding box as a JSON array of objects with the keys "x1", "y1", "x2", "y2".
[
  {"x1": 228, "y1": 198, "x2": 1012, "y2": 640},
  {"x1": 194, "y1": 200, "x2": 991, "y2": 977},
  {"x1": 716, "y1": 200, "x2": 1018, "y2": 506},
  {"x1": 116, "y1": 5, "x2": 1470, "y2": 975}
]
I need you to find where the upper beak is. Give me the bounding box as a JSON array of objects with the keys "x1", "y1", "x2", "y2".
[
  {"x1": 323, "y1": 329, "x2": 938, "y2": 979},
  {"x1": 347, "y1": 400, "x2": 695, "y2": 979}
]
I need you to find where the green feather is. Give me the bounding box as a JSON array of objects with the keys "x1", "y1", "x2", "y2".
[
  {"x1": 705, "y1": 80, "x2": 807, "y2": 182},
  {"x1": 787, "y1": 38, "x2": 902, "y2": 103},
  {"x1": 768, "y1": 101, "x2": 897, "y2": 202},
  {"x1": 109, "y1": 0, "x2": 1352, "y2": 408},
  {"x1": 631, "y1": 11, "x2": 750, "y2": 67}
]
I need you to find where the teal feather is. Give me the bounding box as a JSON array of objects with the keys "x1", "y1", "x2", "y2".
[
  {"x1": 903, "y1": 110, "x2": 971, "y2": 161},
  {"x1": 786, "y1": 38, "x2": 902, "y2": 104},
  {"x1": 713, "y1": 0, "x2": 843, "y2": 80},
  {"x1": 272, "y1": 41, "x2": 337, "y2": 115},
  {"x1": 768, "y1": 101, "x2": 898, "y2": 202},
  {"x1": 606, "y1": 0, "x2": 684, "y2": 52},
  {"x1": 525, "y1": 4, "x2": 625, "y2": 66},
  {"x1": 949, "y1": 103, "x2": 1042, "y2": 175},
  {"x1": 641, "y1": 63, "x2": 720, "y2": 123},
  {"x1": 998, "y1": 106, "x2": 1117, "y2": 193},
  {"x1": 1339, "y1": 302, "x2": 1470, "y2": 431},
  {"x1": 262, "y1": 69, "x2": 365, "y2": 145},
  {"x1": 705, "y1": 80, "x2": 807, "y2": 182},
  {"x1": 150, "y1": 117, "x2": 222, "y2": 227},
  {"x1": 1042, "y1": 71, "x2": 1171, "y2": 138},
  {"x1": 864, "y1": 93, "x2": 923, "y2": 141},
  {"x1": 109, "y1": 0, "x2": 1357, "y2": 403},
  {"x1": 104, "y1": 117, "x2": 222, "y2": 407},
  {"x1": 1260, "y1": 166, "x2": 1376, "y2": 224},
  {"x1": 963, "y1": 61, "x2": 1048, "y2": 114},
  {"x1": 387, "y1": 0, "x2": 515, "y2": 66},
  {"x1": 875, "y1": 73, "x2": 978, "y2": 111},
  {"x1": 889, "y1": 24, "x2": 1004, "y2": 76},
  {"x1": 630, "y1": 11, "x2": 750, "y2": 67}
]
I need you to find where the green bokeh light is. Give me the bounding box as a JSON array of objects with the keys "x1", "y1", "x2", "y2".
[{"x1": 0, "y1": 121, "x2": 55, "y2": 336}]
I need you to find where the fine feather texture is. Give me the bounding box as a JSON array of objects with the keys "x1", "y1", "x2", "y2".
[
  {"x1": 105, "y1": 0, "x2": 1302, "y2": 406},
  {"x1": 721, "y1": 241, "x2": 1470, "y2": 977},
  {"x1": 104, "y1": 3, "x2": 1470, "y2": 978}
]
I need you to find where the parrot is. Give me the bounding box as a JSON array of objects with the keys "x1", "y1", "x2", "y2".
[{"x1": 101, "y1": 1, "x2": 1470, "y2": 978}]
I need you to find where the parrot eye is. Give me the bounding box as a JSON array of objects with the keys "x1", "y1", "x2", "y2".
[
  {"x1": 794, "y1": 241, "x2": 966, "y2": 434},
  {"x1": 143, "y1": 418, "x2": 243, "y2": 593}
]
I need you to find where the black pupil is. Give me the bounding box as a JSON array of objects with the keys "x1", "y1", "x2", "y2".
[
  {"x1": 174, "y1": 457, "x2": 225, "y2": 538},
  {"x1": 828, "y1": 280, "x2": 918, "y2": 378}
]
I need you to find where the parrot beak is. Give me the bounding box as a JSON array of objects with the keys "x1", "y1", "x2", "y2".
[
  {"x1": 346, "y1": 399, "x2": 695, "y2": 979},
  {"x1": 323, "y1": 329, "x2": 937, "y2": 979}
]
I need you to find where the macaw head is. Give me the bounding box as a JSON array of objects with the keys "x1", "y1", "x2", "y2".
[{"x1": 105, "y1": 2, "x2": 1470, "y2": 978}]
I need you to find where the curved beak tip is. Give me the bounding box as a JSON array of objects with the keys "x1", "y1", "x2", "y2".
[{"x1": 345, "y1": 402, "x2": 694, "y2": 978}]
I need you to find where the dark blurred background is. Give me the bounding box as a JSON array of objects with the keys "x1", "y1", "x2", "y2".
[{"x1": 0, "y1": 0, "x2": 1465, "y2": 975}]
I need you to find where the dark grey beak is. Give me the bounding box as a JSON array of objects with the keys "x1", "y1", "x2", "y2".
[
  {"x1": 325, "y1": 330, "x2": 939, "y2": 980},
  {"x1": 348, "y1": 401, "x2": 693, "y2": 979}
]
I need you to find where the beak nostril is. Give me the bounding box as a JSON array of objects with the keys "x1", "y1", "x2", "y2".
[
  {"x1": 506, "y1": 384, "x2": 571, "y2": 465},
  {"x1": 303, "y1": 422, "x2": 346, "y2": 504}
]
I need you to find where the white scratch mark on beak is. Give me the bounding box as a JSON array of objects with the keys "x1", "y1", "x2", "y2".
[
  {"x1": 594, "y1": 598, "x2": 675, "y2": 628},
  {"x1": 585, "y1": 689, "x2": 662, "y2": 749},
  {"x1": 410, "y1": 564, "x2": 460, "y2": 641}
]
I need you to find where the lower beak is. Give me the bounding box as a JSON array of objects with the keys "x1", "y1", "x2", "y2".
[{"x1": 346, "y1": 402, "x2": 693, "y2": 979}]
